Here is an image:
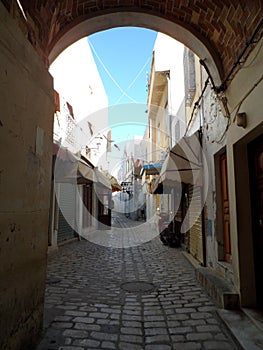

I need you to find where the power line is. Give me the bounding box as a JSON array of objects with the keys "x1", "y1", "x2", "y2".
[
  {"x1": 184, "y1": 78, "x2": 210, "y2": 136},
  {"x1": 88, "y1": 38, "x2": 138, "y2": 104},
  {"x1": 114, "y1": 55, "x2": 152, "y2": 105}
]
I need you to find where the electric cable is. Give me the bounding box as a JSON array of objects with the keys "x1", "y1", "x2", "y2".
[
  {"x1": 242, "y1": 38, "x2": 263, "y2": 69},
  {"x1": 218, "y1": 17, "x2": 263, "y2": 91},
  {"x1": 212, "y1": 73, "x2": 263, "y2": 144},
  {"x1": 88, "y1": 38, "x2": 138, "y2": 103},
  {"x1": 88, "y1": 38, "x2": 151, "y2": 105},
  {"x1": 232, "y1": 74, "x2": 263, "y2": 123},
  {"x1": 184, "y1": 78, "x2": 210, "y2": 136},
  {"x1": 114, "y1": 55, "x2": 152, "y2": 105}
]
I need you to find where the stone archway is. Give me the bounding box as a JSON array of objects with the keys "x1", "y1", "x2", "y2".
[
  {"x1": 1, "y1": 1, "x2": 263, "y2": 349},
  {"x1": 48, "y1": 11, "x2": 222, "y2": 86},
  {"x1": 2, "y1": 1, "x2": 263, "y2": 87}
]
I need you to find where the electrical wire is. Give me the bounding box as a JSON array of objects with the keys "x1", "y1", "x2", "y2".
[
  {"x1": 16, "y1": 0, "x2": 27, "y2": 21},
  {"x1": 232, "y1": 74, "x2": 263, "y2": 122},
  {"x1": 184, "y1": 78, "x2": 210, "y2": 136},
  {"x1": 218, "y1": 17, "x2": 263, "y2": 91},
  {"x1": 114, "y1": 55, "x2": 152, "y2": 105},
  {"x1": 210, "y1": 74, "x2": 263, "y2": 144},
  {"x1": 199, "y1": 18, "x2": 263, "y2": 95},
  {"x1": 242, "y1": 38, "x2": 263, "y2": 69},
  {"x1": 88, "y1": 38, "x2": 150, "y2": 105},
  {"x1": 107, "y1": 148, "x2": 169, "y2": 162},
  {"x1": 213, "y1": 115, "x2": 230, "y2": 144},
  {"x1": 88, "y1": 39, "x2": 138, "y2": 103},
  {"x1": 198, "y1": 27, "x2": 263, "y2": 144}
]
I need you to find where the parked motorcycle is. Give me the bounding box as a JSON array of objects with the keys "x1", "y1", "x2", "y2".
[{"x1": 158, "y1": 213, "x2": 180, "y2": 247}]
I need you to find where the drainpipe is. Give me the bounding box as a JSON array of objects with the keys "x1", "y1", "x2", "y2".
[
  {"x1": 53, "y1": 182, "x2": 60, "y2": 247},
  {"x1": 199, "y1": 63, "x2": 207, "y2": 267},
  {"x1": 199, "y1": 128, "x2": 207, "y2": 267},
  {"x1": 166, "y1": 71, "x2": 172, "y2": 149}
]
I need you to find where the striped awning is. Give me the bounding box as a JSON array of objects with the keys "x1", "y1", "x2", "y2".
[{"x1": 152, "y1": 131, "x2": 203, "y2": 193}]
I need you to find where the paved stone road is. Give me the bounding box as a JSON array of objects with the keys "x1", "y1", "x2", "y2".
[{"x1": 36, "y1": 215, "x2": 240, "y2": 350}]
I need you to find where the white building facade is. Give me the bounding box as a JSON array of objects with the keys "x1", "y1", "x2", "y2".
[
  {"x1": 49, "y1": 38, "x2": 112, "y2": 248},
  {"x1": 143, "y1": 33, "x2": 185, "y2": 224},
  {"x1": 50, "y1": 37, "x2": 109, "y2": 169}
]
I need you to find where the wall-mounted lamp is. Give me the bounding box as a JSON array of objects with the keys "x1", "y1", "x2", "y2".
[{"x1": 236, "y1": 112, "x2": 247, "y2": 128}]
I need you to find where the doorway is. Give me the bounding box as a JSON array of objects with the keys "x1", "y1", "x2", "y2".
[
  {"x1": 98, "y1": 193, "x2": 112, "y2": 229},
  {"x1": 83, "y1": 183, "x2": 93, "y2": 228},
  {"x1": 220, "y1": 152, "x2": 231, "y2": 263},
  {"x1": 249, "y1": 134, "x2": 263, "y2": 308}
]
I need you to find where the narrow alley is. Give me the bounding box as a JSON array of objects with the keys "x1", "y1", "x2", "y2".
[
  {"x1": 1, "y1": 2, "x2": 263, "y2": 350},
  {"x1": 36, "y1": 214, "x2": 240, "y2": 350}
]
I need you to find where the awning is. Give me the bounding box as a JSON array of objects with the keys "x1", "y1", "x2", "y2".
[
  {"x1": 109, "y1": 175, "x2": 122, "y2": 192},
  {"x1": 140, "y1": 163, "x2": 163, "y2": 176},
  {"x1": 77, "y1": 160, "x2": 95, "y2": 183},
  {"x1": 152, "y1": 131, "x2": 203, "y2": 193},
  {"x1": 53, "y1": 145, "x2": 94, "y2": 183},
  {"x1": 94, "y1": 168, "x2": 111, "y2": 190},
  {"x1": 53, "y1": 145, "x2": 112, "y2": 191}
]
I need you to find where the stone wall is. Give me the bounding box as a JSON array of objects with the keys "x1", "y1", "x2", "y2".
[{"x1": 0, "y1": 3, "x2": 54, "y2": 349}]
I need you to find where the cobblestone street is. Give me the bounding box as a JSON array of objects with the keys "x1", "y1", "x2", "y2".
[{"x1": 36, "y1": 215, "x2": 240, "y2": 350}]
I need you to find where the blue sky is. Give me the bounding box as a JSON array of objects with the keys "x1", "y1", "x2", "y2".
[
  {"x1": 88, "y1": 27, "x2": 157, "y2": 106},
  {"x1": 88, "y1": 27, "x2": 157, "y2": 142}
]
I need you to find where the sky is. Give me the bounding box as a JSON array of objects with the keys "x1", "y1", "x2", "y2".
[
  {"x1": 88, "y1": 27, "x2": 157, "y2": 142},
  {"x1": 88, "y1": 27, "x2": 157, "y2": 107},
  {"x1": 50, "y1": 27, "x2": 158, "y2": 173},
  {"x1": 50, "y1": 27, "x2": 184, "y2": 174}
]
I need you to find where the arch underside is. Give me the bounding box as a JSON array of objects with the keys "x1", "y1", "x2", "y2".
[
  {"x1": 48, "y1": 11, "x2": 223, "y2": 87},
  {"x1": 10, "y1": 1, "x2": 262, "y2": 89}
]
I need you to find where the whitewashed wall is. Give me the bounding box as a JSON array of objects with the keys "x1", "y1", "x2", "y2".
[{"x1": 49, "y1": 38, "x2": 109, "y2": 169}]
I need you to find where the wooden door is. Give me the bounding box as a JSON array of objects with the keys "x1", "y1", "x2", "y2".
[
  {"x1": 249, "y1": 134, "x2": 263, "y2": 308},
  {"x1": 220, "y1": 153, "x2": 231, "y2": 263}
]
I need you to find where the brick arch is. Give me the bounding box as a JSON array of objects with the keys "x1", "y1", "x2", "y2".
[
  {"x1": 48, "y1": 12, "x2": 223, "y2": 86},
  {"x1": 4, "y1": 0, "x2": 263, "y2": 88}
]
